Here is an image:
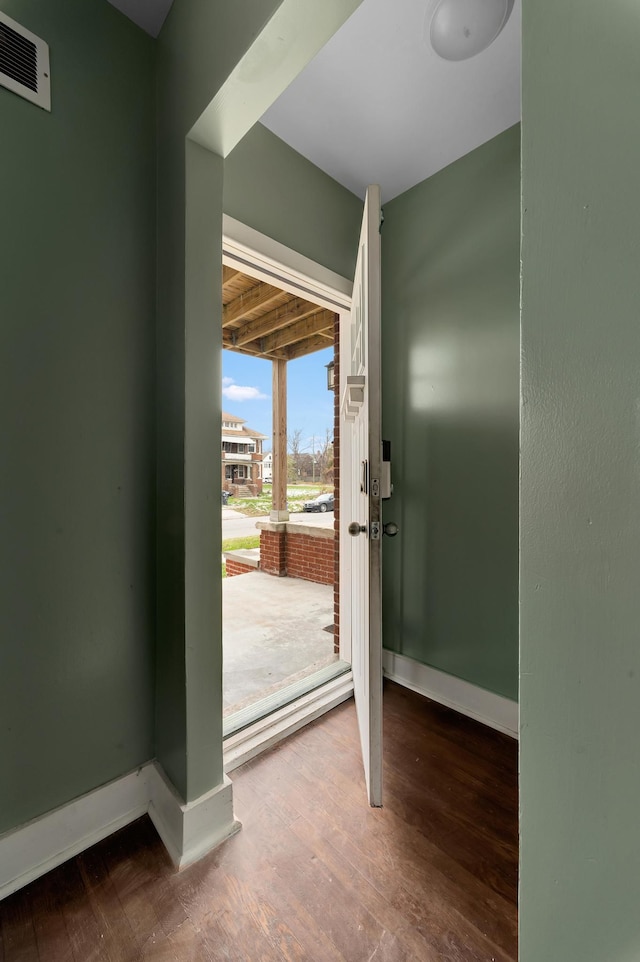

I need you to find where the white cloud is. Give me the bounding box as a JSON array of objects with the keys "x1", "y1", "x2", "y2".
[
  {"x1": 222, "y1": 383, "x2": 269, "y2": 402},
  {"x1": 222, "y1": 376, "x2": 234, "y2": 387}
]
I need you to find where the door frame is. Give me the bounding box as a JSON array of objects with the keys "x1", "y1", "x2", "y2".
[
  {"x1": 222, "y1": 215, "x2": 357, "y2": 768},
  {"x1": 222, "y1": 215, "x2": 353, "y2": 312}
]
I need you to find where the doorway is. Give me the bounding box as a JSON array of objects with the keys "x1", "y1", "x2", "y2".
[{"x1": 221, "y1": 217, "x2": 355, "y2": 768}]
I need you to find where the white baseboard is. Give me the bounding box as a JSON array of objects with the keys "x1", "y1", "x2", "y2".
[
  {"x1": 224, "y1": 670, "x2": 354, "y2": 772},
  {"x1": 1, "y1": 658, "x2": 515, "y2": 901},
  {"x1": 0, "y1": 766, "x2": 151, "y2": 901},
  {"x1": 383, "y1": 650, "x2": 519, "y2": 739},
  {"x1": 148, "y1": 766, "x2": 240, "y2": 869},
  {"x1": 0, "y1": 761, "x2": 239, "y2": 900}
]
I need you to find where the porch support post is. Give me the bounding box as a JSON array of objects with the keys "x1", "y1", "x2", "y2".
[{"x1": 271, "y1": 359, "x2": 289, "y2": 521}]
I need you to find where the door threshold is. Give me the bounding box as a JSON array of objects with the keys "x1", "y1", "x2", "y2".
[
  {"x1": 224, "y1": 668, "x2": 353, "y2": 772},
  {"x1": 224, "y1": 660, "x2": 350, "y2": 739}
]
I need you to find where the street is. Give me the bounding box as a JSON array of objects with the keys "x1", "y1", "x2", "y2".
[
  {"x1": 221, "y1": 508, "x2": 268, "y2": 541},
  {"x1": 221, "y1": 506, "x2": 334, "y2": 541}
]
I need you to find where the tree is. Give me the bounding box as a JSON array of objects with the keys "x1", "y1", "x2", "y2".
[
  {"x1": 288, "y1": 428, "x2": 304, "y2": 481},
  {"x1": 315, "y1": 429, "x2": 334, "y2": 484}
]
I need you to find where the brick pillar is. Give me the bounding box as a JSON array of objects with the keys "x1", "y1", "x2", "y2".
[
  {"x1": 333, "y1": 313, "x2": 340, "y2": 654},
  {"x1": 259, "y1": 524, "x2": 287, "y2": 577}
]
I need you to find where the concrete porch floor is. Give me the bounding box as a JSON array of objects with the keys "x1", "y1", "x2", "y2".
[{"x1": 222, "y1": 570, "x2": 337, "y2": 715}]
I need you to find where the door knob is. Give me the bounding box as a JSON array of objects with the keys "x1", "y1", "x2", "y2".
[
  {"x1": 383, "y1": 522, "x2": 399, "y2": 537},
  {"x1": 348, "y1": 522, "x2": 367, "y2": 537}
]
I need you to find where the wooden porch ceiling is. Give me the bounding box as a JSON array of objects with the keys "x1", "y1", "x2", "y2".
[{"x1": 222, "y1": 266, "x2": 334, "y2": 361}]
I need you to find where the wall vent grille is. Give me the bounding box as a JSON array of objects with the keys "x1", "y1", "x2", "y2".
[{"x1": 0, "y1": 12, "x2": 50, "y2": 111}]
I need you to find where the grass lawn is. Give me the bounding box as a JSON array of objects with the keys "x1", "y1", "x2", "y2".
[
  {"x1": 221, "y1": 535, "x2": 260, "y2": 552},
  {"x1": 221, "y1": 534, "x2": 261, "y2": 577},
  {"x1": 228, "y1": 483, "x2": 332, "y2": 517}
]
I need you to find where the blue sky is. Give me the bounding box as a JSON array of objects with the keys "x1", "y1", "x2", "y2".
[{"x1": 222, "y1": 347, "x2": 334, "y2": 452}]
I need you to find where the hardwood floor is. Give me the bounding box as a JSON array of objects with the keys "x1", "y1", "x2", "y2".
[{"x1": 0, "y1": 682, "x2": 518, "y2": 961}]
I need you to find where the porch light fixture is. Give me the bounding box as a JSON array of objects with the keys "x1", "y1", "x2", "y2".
[
  {"x1": 426, "y1": 0, "x2": 514, "y2": 61},
  {"x1": 325, "y1": 360, "x2": 336, "y2": 391}
]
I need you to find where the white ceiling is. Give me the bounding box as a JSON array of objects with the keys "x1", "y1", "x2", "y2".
[
  {"x1": 107, "y1": 0, "x2": 520, "y2": 202},
  {"x1": 106, "y1": 0, "x2": 173, "y2": 37},
  {"x1": 262, "y1": 0, "x2": 521, "y2": 201}
]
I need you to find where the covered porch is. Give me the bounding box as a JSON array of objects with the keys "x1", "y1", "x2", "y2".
[{"x1": 222, "y1": 264, "x2": 338, "y2": 523}]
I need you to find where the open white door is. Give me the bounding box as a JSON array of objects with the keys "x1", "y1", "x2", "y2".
[{"x1": 340, "y1": 185, "x2": 383, "y2": 807}]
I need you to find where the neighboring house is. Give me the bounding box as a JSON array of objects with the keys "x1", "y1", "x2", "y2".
[
  {"x1": 262, "y1": 451, "x2": 273, "y2": 483},
  {"x1": 221, "y1": 412, "x2": 267, "y2": 496}
]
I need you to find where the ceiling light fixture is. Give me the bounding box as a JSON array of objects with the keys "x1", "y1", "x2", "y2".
[{"x1": 426, "y1": 0, "x2": 514, "y2": 62}]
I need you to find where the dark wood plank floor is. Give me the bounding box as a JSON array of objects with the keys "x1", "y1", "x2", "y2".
[{"x1": 0, "y1": 681, "x2": 518, "y2": 961}]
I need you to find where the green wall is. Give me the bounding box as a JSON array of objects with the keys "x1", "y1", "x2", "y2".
[
  {"x1": 155, "y1": 0, "x2": 284, "y2": 802},
  {"x1": 381, "y1": 126, "x2": 520, "y2": 701},
  {"x1": 0, "y1": 0, "x2": 156, "y2": 833},
  {"x1": 520, "y1": 1, "x2": 640, "y2": 958},
  {"x1": 224, "y1": 123, "x2": 363, "y2": 280},
  {"x1": 0, "y1": 0, "x2": 364, "y2": 837}
]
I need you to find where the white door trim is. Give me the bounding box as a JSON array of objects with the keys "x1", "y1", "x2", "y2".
[
  {"x1": 220, "y1": 220, "x2": 356, "y2": 757},
  {"x1": 222, "y1": 214, "x2": 353, "y2": 311}
]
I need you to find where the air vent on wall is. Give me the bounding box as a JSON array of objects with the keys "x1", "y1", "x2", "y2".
[{"x1": 0, "y1": 11, "x2": 50, "y2": 111}]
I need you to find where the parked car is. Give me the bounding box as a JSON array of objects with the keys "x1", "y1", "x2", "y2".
[{"x1": 302, "y1": 492, "x2": 334, "y2": 513}]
